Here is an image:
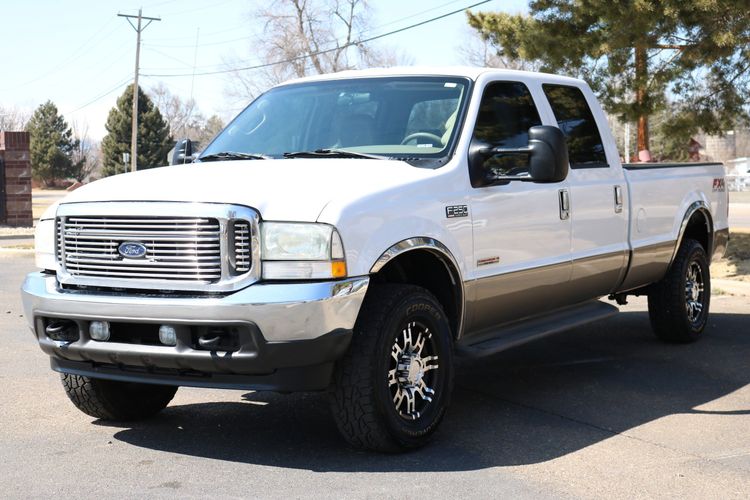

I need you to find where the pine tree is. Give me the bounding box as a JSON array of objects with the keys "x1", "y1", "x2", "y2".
[
  {"x1": 27, "y1": 101, "x2": 82, "y2": 187},
  {"x1": 101, "y1": 84, "x2": 172, "y2": 176},
  {"x1": 468, "y1": 1, "x2": 750, "y2": 154}
]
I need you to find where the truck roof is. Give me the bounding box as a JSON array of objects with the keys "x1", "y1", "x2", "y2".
[{"x1": 277, "y1": 66, "x2": 586, "y2": 88}]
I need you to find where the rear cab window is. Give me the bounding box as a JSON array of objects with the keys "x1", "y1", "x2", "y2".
[{"x1": 542, "y1": 84, "x2": 608, "y2": 168}]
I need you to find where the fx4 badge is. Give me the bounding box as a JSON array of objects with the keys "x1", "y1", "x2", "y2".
[
  {"x1": 445, "y1": 205, "x2": 468, "y2": 218},
  {"x1": 712, "y1": 178, "x2": 725, "y2": 192}
]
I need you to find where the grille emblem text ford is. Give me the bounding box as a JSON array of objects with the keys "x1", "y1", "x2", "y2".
[{"x1": 118, "y1": 242, "x2": 148, "y2": 259}]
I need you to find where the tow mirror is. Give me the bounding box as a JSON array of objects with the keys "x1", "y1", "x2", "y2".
[
  {"x1": 171, "y1": 138, "x2": 194, "y2": 165},
  {"x1": 469, "y1": 125, "x2": 569, "y2": 187}
]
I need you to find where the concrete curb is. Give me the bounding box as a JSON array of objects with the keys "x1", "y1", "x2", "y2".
[
  {"x1": 0, "y1": 233, "x2": 33, "y2": 241},
  {"x1": 0, "y1": 247, "x2": 34, "y2": 254}
]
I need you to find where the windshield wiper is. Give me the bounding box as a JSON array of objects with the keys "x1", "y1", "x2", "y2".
[
  {"x1": 198, "y1": 151, "x2": 271, "y2": 162},
  {"x1": 282, "y1": 149, "x2": 388, "y2": 160}
]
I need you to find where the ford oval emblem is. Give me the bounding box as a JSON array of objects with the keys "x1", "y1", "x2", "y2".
[{"x1": 118, "y1": 241, "x2": 148, "y2": 259}]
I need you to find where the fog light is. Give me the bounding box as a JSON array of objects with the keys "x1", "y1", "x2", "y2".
[
  {"x1": 89, "y1": 321, "x2": 110, "y2": 341},
  {"x1": 159, "y1": 325, "x2": 177, "y2": 346}
]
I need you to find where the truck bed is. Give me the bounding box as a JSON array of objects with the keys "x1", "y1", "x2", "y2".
[{"x1": 616, "y1": 161, "x2": 729, "y2": 292}]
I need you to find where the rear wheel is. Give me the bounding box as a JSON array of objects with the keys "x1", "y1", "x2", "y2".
[
  {"x1": 330, "y1": 284, "x2": 454, "y2": 452},
  {"x1": 61, "y1": 374, "x2": 177, "y2": 421},
  {"x1": 648, "y1": 239, "x2": 711, "y2": 343}
]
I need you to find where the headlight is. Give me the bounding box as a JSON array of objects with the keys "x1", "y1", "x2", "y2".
[
  {"x1": 261, "y1": 222, "x2": 346, "y2": 280},
  {"x1": 34, "y1": 218, "x2": 57, "y2": 271}
]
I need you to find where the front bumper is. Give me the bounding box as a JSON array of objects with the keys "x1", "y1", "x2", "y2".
[{"x1": 21, "y1": 273, "x2": 369, "y2": 391}]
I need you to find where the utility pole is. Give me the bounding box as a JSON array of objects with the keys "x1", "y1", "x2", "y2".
[{"x1": 118, "y1": 8, "x2": 161, "y2": 172}]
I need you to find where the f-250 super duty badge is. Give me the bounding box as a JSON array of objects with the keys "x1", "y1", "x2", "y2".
[{"x1": 446, "y1": 205, "x2": 468, "y2": 218}]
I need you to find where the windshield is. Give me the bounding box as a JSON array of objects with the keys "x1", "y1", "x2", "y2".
[{"x1": 200, "y1": 76, "x2": 471, "y2": 166}]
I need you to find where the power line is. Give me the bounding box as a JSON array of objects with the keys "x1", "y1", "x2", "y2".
[
  {"x1": 0, "y1": 18, "x2": 122, "y2": 91},
  {"x1": 66, "y1": 75, "x2": 133, "y2": 115},
  {"x1": 363, "y1": 0, "x2": 467, "y2": 34},
  {"x1": 139, "y1": 1, "x2": 470, "y2": 56},
  {"x1": 142, "y1": 0, "x2": 466, "y2": 48},
  {"x1": 142, "y1": 0, "x2": 492, "y2": 78},
  {"x1": 142, "y1": 32, "x2": 263, "y2": 49},
  {"x1": 141, "y1": 20, "x2": 249, "y2": 43},
  {"x1": 142, "y1": 1, "x2": 465, "y2": 49},
  {"x1": 157, "y1": 0, "x2": 236, "y2": 19},
  {"x1": 143, "y1": 46, "x2": 198, "y2": 69}
]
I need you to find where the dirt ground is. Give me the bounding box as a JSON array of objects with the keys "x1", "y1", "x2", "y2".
[
  {"x1": 729, "y1": 190, "x2": 750, "y2": 204},
  {"x1": 712, "y1": 230, "x2": 750, "y2": 282}
]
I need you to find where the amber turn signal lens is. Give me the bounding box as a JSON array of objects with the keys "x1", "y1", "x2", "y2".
[{"x1": 331, "y1": 261, "x2": 347, "y2": 278}]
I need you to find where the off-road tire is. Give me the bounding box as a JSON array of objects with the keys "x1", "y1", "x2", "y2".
[
  {"x1": 61, "y1": 374, "x2": 178, "y2": 421},
  {"x1": 330, "y1": 284, "x2": 454, "y2": 452},
  {"x1": 648, "y1": 239, "x2": 711, "y2": 343}
]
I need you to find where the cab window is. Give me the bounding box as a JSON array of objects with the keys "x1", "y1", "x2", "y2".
[
  {"x1": 472, "y1": 81, "x2": 542, "y2": 177},
  {"x1": 543, "y1": 84, "x2": 608, "y2": 168}
]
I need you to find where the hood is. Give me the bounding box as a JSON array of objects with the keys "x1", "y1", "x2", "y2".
[{"x1": 61, "y1": 159, "x2": 434, "y2": 221}]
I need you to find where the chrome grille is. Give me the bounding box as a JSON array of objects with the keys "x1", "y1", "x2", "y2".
[
  {"x1": 55, "y1": 218, "x2": 63, "y2": 262},
  {"x1": 233, "y1": 221, "x2": 251, "y2": 273},
  {"x1": 55, "y1": 203, "x2": 261, "y2": 293},
  {"x1": 60, "y1": 216, "x2": 222, "y2": 282}
]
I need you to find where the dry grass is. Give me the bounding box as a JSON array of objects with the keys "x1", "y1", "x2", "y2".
[{"x1": 711, "y1": 230, "x2": 750, "y2": 282}]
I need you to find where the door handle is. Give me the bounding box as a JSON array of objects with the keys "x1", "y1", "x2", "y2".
[
  {"x1": 614, "y1": 185, "x2": 623, "y2": 213},
  {"x1": 559, "y1": 189, "x2": 570, "y2": 220}
]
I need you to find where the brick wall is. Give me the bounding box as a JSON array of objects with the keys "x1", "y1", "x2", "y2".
[{"x1": 0, "y1": 131, "x2": 33, "y2": 227}]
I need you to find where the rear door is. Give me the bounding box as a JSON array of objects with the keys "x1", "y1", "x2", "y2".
[{"x1": 541, "y1": 84, "x2": 629, "y2": 301}]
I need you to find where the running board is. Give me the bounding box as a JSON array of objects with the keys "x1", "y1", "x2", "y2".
[{"x1": 456, "y1": 300, "x2": 619, "y2": 358}]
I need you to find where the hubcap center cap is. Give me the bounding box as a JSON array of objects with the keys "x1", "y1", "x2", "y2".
[{"x1": 398, "y1": 354, "x2": 424, "y2": 386}]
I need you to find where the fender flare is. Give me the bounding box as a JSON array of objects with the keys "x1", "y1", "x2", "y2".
[
  {"x1": 670, "y1": 200, "x2": 714, "y2": 265},
  {"x1": 370, "y1": 237, "x2": 466, "y2": 339}
]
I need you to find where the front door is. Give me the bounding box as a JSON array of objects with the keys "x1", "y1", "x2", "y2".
[{"x1": 465, "y1": 80, "x2": 572, "y2": 334}]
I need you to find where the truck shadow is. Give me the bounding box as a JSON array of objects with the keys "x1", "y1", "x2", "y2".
[{"x1": 103, "y1": 308, "x2": 750, "y2": 472}]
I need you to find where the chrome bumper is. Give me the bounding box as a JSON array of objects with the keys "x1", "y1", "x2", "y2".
[
  {"x1": 21, "y1": 273, "x2": 369, "y2": 343},
  {"x1": 21, "y1": 273, "x2": 369, "y2": 389}
]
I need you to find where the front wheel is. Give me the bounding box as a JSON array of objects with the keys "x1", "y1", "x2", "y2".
[
  {"x1": 648, "y1": 239, "x2": 711, "y2": 343},
  {"x1": 330, "y1": 284, "x2": 454, "y2": 452}
]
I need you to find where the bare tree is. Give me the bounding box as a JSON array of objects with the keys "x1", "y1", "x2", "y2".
[
  {"x1": 70, "y1": 121, "x2": 99, "y2": 182},
  {"x1": 0, "y1": 105, "x2": 30, "y2": 131},
  {"x1": 150, "y1": 83, "x2": 200, "y2": 139},
  {"x1": 150, "y1": 84, "x2": 225, "y2": 149},
  {"x1": 225, "y1": 0, "x2": 408, "y2": 102},
  {"x1": 198, "y1": 115, "x2": 225, "y2": 147}
]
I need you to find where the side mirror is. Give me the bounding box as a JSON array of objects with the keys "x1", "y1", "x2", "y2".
[
  {"x1": 170, "y1": 138, "x2": 194, "y2": 165},
  {"x1": 469, "y1": 125, "x2": 569, "y2": 187}
]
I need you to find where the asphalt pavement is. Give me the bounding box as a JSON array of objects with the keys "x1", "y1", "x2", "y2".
[{"x1": 1, "y1": 252, "x2": 749, "y2": 499}]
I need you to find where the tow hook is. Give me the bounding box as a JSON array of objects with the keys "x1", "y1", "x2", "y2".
[{"x1": 45, "y1": 320, "x2": 80, "y2": 342}]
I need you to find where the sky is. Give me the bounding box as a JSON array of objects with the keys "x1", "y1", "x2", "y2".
[{"x1": 1, "y1": 0, "x2": 527, "y2": 140}]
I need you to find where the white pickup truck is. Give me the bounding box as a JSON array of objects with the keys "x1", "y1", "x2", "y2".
[{"x1": 22, "y1": 67, "x2": 729, "y2": 452}]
